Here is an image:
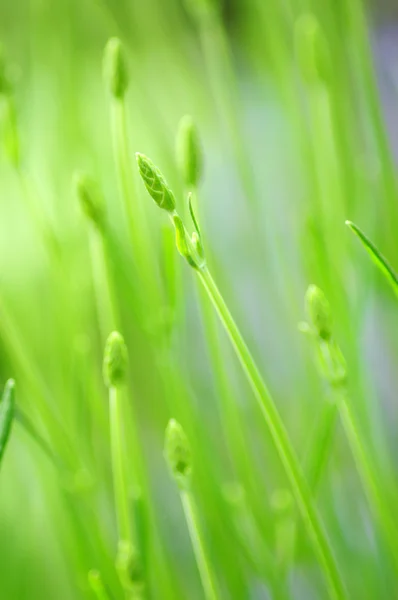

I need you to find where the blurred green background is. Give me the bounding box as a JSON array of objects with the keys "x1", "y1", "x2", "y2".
[{"x1": 1, "y1": 0, "x2": 398, "y2": 598}]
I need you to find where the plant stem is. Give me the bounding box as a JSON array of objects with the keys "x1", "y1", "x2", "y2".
[
  {"x1": 110, "y1": 98, "x2": 161, "y2": 314},
  {"x1": 180, "y1": 490, "x2": 219, "y2": 600},
  {"x1": 303, "y1": 400, "x2": 338, "y2": 493},
  {"x1": 335, "y1": 390, "x2": 398, "y2": 570},
  {"x1": 109, "y1": 385, "x2": 131, "y2": 544},
  {"x1": 197, "y1": 266, "x2": 346, "y2": 600}
]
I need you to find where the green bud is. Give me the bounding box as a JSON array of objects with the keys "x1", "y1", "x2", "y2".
[
  {"x1": 116, "y1": 541, "x2": 145, "y2": 596},
  {"x1": 0, "y1": 379, "x2": 15, "y2": 464},
  {"x1": 164, "y1": 419, "x2": 192, "y2": 489},
  {"x1": 74, "y1": 171, "x2": 106, "y2": 230},
  {"x1": 176, "y1": 115, "x2": 202, "y2": 188},
  {"x1": 305, "y1": 285, "x2": 332, "y2": 341},
  {"x1": 103, "y1": 332, "x2": 128, "y2": 388},
  {"x1": 136, "y1": 153, "x2": 176, "y2": 212},
  {"x1": 103, "y1": 37, "x2": 129, "y2": 99},
  {"x1": 295, "y1": 14, "x2": 330, "y2": 86}
]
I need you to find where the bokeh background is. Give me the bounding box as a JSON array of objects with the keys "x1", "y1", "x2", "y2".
[{"x1": 1, "y1": 0, "x2": 398, "y2": 598}]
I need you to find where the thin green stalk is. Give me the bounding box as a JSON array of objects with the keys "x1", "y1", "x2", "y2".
[
  {"x1": 0, "y1": 295, "x2": 78, "y2": 470},
  {"x1": 110, "y1": 99, "x2": 161, "y2": 315},
  {"x1": 304, "y1": 285, "x2": 398, "y2": 574},
  {"x1": 197, "y1": 266, "x2": 346, "y2": 600},
  {"x1": 190, "y1": 4, "x2": 258, "y2": 209},
  {"x1": 303, "y1": 400, "x2": 338, "y2": 493},
  {"x1": 336, "y1": 390, "x2": 398, "y2": 570},
  {"x1": 109, "y1": 384, "x2": 131, "y2": 544},
  {"x1": 89, "y1": 230, "x2": 118, "y2": 339},
  {"x1": 180, "y1": 490, "x2": 219, "y2": 600}
]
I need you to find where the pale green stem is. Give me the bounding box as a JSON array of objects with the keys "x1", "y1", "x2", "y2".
[
  {"x1": 109, "y1": 385, "x2": 131, "y2": 544},
  {"x1": 89, "y1": 230, "x2": 118, "y2": 340},
  {"x1": 335, "y1": 390, "x2": 398, "y2": 571},
  {"x1": 180, "y1": 490, "x2": 219, "y2": 600},
  {"x1": 195, "y1": 9, "x2": 258, "y2": 209},
  {"x1": 16, "y1": 165, "x2": 62, "y2": 262},
  {"x1": 197, "y1": 266, "x2": 346, "y2": 600},
  {"x1": 110, "y1": 98, "x2": 162, "y2": 318},
  {"x1": 0, "y1": 295, "x2": 78, "y2": 469},
  {"x1": 303, "y1": 400, "x2": 338, "y2": 493}
]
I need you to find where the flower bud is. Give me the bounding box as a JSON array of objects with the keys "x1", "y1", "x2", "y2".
[
  {"x1": 103, "y1": 332, "x2": 128, "y2": 388},
  {"x1": 164, "y1": 419, "x2": 192, "y2": 489},
  {"x1": 305, "y1": 285, "x2": 332, "y2": 341},
  {"x1": 103, "y1": 37, "x2": 129, "y2": 99},
  {"x1": 176, "y1": 115, "x2": 202, "y2": 188},
  {"x1": 74, "y1": 171, "x2": 105, "y2": 231},
  {"x1": 136, "y1": 153, "x2": 176, "y2": 212}
]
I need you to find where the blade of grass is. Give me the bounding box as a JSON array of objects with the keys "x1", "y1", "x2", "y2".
[{"x1": 346, "y1": 220, "x2": 398, "y2": 295}]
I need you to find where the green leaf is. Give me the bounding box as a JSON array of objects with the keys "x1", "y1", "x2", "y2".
[
  {"x1": 0, "y1": 379, "x2": 15, "y2": 465},
  {"x1": 346, "y1": 220, "x2": 398, "y2": 295}
]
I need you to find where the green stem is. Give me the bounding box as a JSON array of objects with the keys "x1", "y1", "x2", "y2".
[
  {"x1": 303, "y1": 400, "x2": 338, "y2": 493},
  {"x1": 180, "y1": 490, "x2": 219, "y2": 600},
  {"x1": 336, "y1": 390, "x2": 398, "y2": 570},
  {"x1": 110, "y1": 98, "x2": 161, "y2": 316},
  {"x1": 109, "y1": 385, "x2": 131, "y2": 544},
  {"x1": 197, "y1": 266, "x2": 346, "y2": 600}
]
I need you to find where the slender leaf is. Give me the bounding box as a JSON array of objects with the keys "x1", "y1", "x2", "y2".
[
  {"x1": 346, "y1": 220, "x2": 398, "y2": 295},
  {"x1": 0, "y1": 379, "x2": 15, "y2": 465}
]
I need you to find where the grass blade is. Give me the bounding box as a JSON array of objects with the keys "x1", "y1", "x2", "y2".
[
  {"x1": 345, "y1": 220, "x2": 398, "y2": 295},
  {"x1": 0, "y1": 379, "x2": 15, "y2": 465}
]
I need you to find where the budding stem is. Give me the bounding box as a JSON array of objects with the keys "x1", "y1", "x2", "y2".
[
  {"x1": 197, "y1": 266, "x2": 346, "y2": 600},
  {"x1": 180, "y1": 490, "x2": 219, "y2": 600}
]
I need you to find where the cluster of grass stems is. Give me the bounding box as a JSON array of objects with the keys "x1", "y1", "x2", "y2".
[{"x1": 1, "y1": 0, "x2": 398, "y2": 598}]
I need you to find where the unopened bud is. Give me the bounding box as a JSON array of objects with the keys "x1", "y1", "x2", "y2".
[
  {"x1": 103, "y1": 37, "x2": 129, "y2": 99},
  {"x1": 176, "y1": 115, "x2": 202, "y2": 188},
  {"x1": 103, "y1": 332, "x2": 128, "y2": 388},
  {"x1": 164, "y1": 419, "x2": 192, "y2": 489},
  {"x1": 74, "y1": 171, "x2": 106, "y2": 231},
  {"x1": 305, "y1": 285, "x2": 332, "y2": 341},
  {"x1": 136, "y1": 153, "x2": 176, "y2": 212}
]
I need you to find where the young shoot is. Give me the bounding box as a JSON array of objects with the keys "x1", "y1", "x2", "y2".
[
  {"x1": 103, "y1": 37, "x2": 129, "y2": 100},
  {"x1": 176, "y1": 115, "x2": 203, "y2": 190},
  {"x1": 164, "y1": 419, "x2": 218, "y2": 600}
]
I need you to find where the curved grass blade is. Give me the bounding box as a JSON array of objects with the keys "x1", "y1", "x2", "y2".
[
  {"x1": 0, "y1": 379, "x2": 15, "y2": 465},
  {"x1": 346, "y1": 220, "x2": 398, "y2": 295}
]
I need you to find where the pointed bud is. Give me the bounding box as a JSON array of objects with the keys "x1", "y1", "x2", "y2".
[
  {"x1": 136, "y1": 153, "x2": 176, "y2": 212},
  {"x1": 305, "y1": 285, "x2": 332, "y2": 341},
  {"x1": 103, "y1": 332, "x2": 128, "y2": 388},
  {"x1": 103, "y1": 37, "x2": 129, "y2": 99},
  {"x1": 74, "y1": 172, "x2": 106, "y2": 231},
  {"x1": 295, "y1": 14, "x2": 330, "y2": 86},
  {"x1": 164, "y1": 419, "x2": 192, "y2": 489},
  {"x1": 176, "y1": 115, "x2": 202, "y2": 188},
  {"x1": 0, "y1": 379, "x2": 15, "y2": 464}
]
